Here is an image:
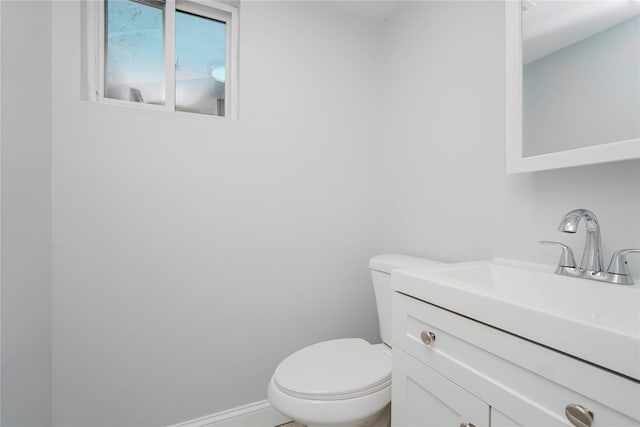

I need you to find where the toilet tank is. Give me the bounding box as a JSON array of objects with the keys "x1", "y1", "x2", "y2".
[{"x1": 369, "y1": 254, "x2": 443, "y2": 347}]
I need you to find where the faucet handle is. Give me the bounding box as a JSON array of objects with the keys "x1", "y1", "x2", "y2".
[
  {"x1": 607, "y1": 249, "x2": 640, "y2": 276},
  {"x1": 539, "y1": 241, "x2": 577, "y2": 268}
]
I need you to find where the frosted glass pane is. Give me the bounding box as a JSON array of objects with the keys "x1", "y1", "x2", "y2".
[
  {"x1": 175, "y1": 11, "x2": 226, "y2": 116},
  {"x1": 105, "y1": 0, "x2": 165, "y2": 105}
]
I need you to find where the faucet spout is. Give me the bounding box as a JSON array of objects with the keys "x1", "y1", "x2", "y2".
[{"x1": 558, "y1": 209, "x2": 604, "y2": 273}]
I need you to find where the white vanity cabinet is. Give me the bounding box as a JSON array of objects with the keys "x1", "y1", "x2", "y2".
[{"x1": 391, "y1": 292, "x2": 640, "y2": 427}]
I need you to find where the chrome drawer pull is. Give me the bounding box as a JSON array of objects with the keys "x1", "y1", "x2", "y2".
[
  {"x1": 565, "y1": 404, "x2": 594, "y2": 427},
  {"x1": 459, "y1": 423, "x2": 476, "y2": 427},
  {"x1": 420, "y1": 330, "x2": 436, "y2": 346}
]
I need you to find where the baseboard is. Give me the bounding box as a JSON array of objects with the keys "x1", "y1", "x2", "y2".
[{"x1": 168, "y1": 400, "x2": 291, "y2": 427}]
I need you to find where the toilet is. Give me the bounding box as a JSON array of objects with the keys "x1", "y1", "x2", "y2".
[{"x1": 267, "y1": 254, "x2": 443, "y2": 427}]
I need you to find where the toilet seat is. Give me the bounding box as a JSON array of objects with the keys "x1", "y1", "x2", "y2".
[{"x1": 273, "y1": 338, "x2": 391, "y2": 401}]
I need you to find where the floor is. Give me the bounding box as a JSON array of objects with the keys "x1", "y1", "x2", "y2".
[{"x1": 277, "y1": 422, "x2": 305, "y2": 427}]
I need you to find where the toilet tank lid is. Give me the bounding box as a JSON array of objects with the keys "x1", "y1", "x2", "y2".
[{"x1": 369, "y1": 254, "x2": 443, "y2": 273}]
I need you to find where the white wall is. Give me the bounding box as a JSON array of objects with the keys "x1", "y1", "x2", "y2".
[
  {"x1": 0, "y1": 1, "x2": 53, "y2": 426},
  {"x1": 379, "y1": 1, "x2": 640, "y2": 274},
  {"x1": 51, "y1": 1, "x2": 381, "y2": 425}
]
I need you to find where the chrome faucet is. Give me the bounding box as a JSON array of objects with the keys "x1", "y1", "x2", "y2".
[
  {"x1": 557, "y1": 209, "x2": 603, "y2": 273},
  {"x1": 540, "y1": 209, "x2": 639, "y2": 285}
]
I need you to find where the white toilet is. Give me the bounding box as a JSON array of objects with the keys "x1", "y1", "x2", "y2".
[{"x1": 267, "y1": 254, "x2": 442, "y2": 427}]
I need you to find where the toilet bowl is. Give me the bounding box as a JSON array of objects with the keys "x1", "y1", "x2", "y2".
[{"x1": 268, "y1": 255, "x2": 443, "y2": 427}]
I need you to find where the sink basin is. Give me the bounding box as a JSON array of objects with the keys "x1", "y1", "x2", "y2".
[{"x1": 392, "y1": 258, "x2": 640, "y2": 380}]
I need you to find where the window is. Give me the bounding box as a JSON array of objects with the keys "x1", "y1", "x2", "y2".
[
  {"x1": 104, "y1": 0, "x2": 165, "y2": 105},
  {"x1": 89, "y1": 0, "x2": 238, "y2": 118}
]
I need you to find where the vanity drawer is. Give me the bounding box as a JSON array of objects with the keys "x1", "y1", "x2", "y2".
[{"x1": 392, "y1": 292, "x2": 640, "y2": 425}]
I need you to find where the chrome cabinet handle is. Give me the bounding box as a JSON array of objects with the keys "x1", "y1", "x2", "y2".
[
  {"x1": 565, "y1": 404, "x2": 594, "y2": 427},
  {"x1": 420, "y1": 331, "x2": 436, "y2": 346},
  {"x1": 459, "y1": 423, "x2": 476, "y2": 427}
]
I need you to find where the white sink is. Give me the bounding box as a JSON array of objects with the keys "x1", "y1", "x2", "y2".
[{"x1": 392, "y1": 258, "x2": 640, "y2": 380}]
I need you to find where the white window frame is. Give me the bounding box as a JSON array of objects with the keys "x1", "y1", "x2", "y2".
[{"x1": 87, "y1": 0, "x2": 239, "y2": 118}]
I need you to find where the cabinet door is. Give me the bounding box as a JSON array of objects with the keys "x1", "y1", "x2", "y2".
[
  {"x1": 491, "y1": 408, "x2": 524, "y2": 427},
  {"x1": 393, "y1": 348, "x2": 490, "y2": 427}
]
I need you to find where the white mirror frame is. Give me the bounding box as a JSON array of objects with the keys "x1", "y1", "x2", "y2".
[{"x1": 505, "y1": 0, "x2": 640, "y2": 174}]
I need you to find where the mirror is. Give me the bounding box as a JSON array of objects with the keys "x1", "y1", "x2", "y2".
[{"x1": 505, "y1": 0, "x2": 640, "y2": 173}]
